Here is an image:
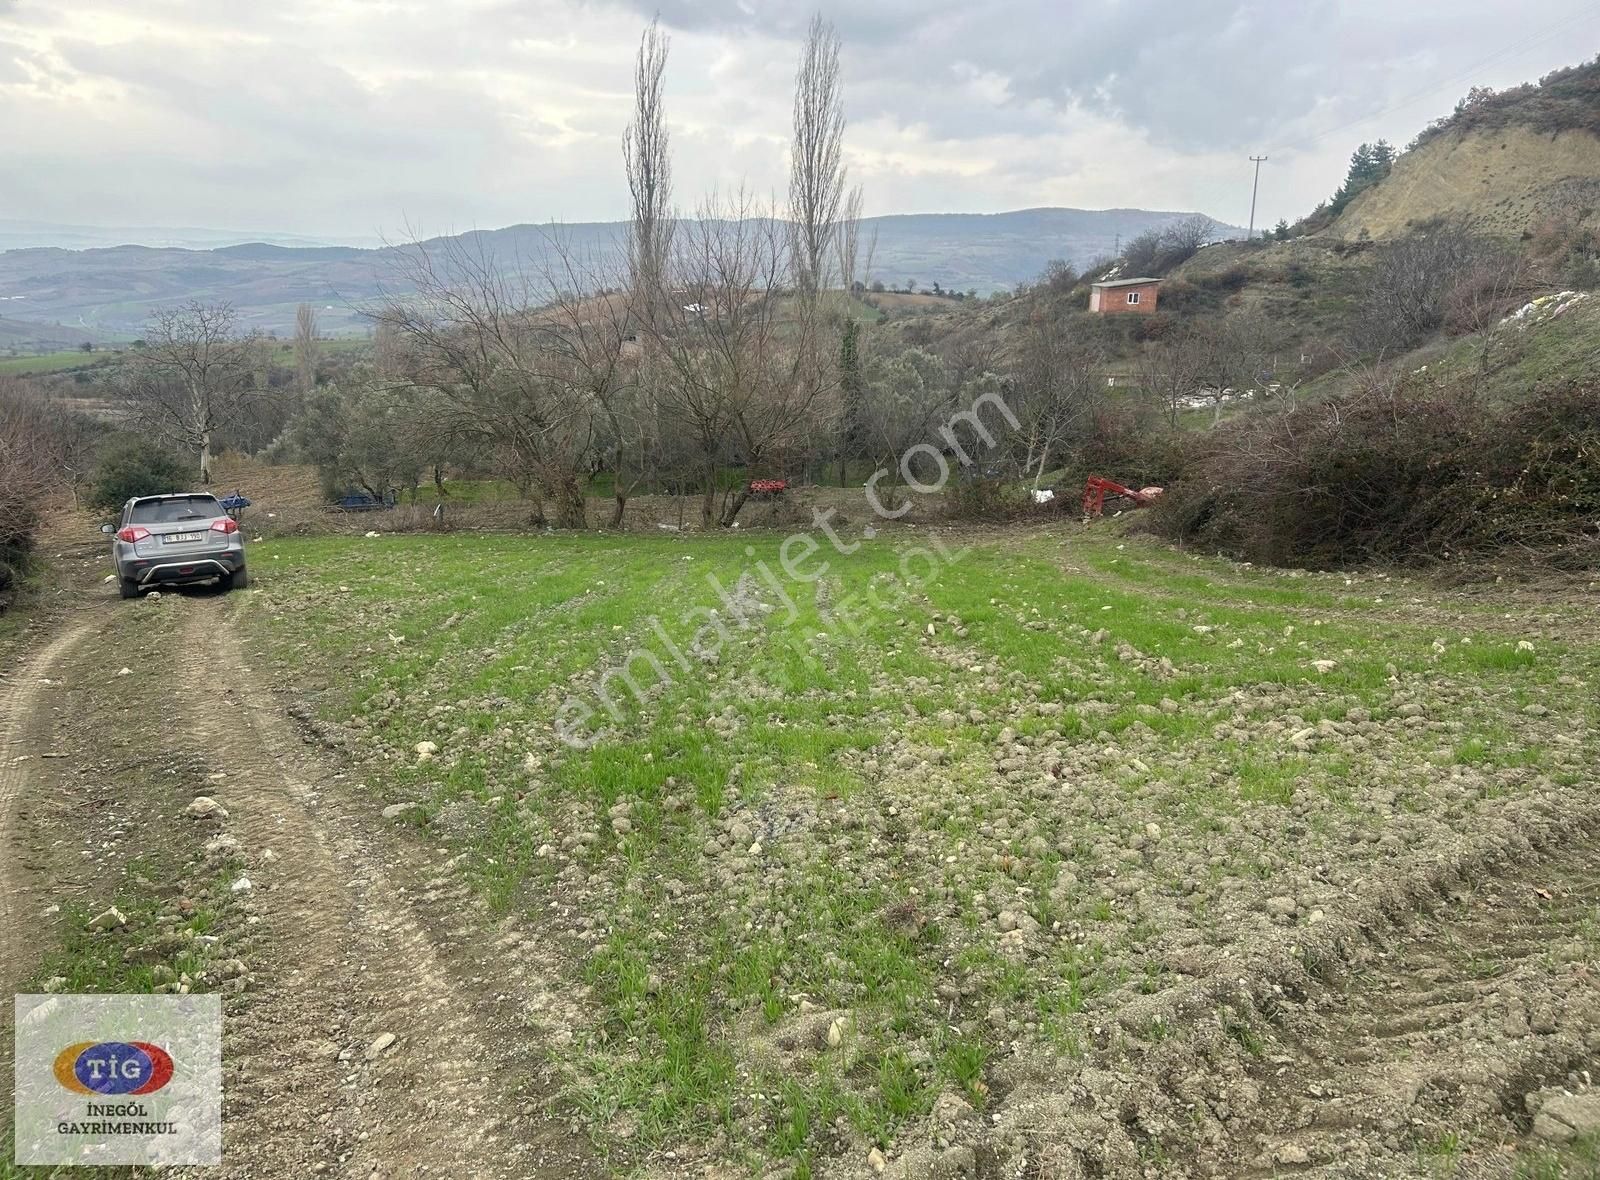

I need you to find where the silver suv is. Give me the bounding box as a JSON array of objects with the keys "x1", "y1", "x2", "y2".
[{"x1": 104, "y1": 493, "x2": 249, "y2": 599}]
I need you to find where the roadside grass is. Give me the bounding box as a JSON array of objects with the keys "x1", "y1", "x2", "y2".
[
  {"x1": 0, "y1": 846, "x2": 234, "y2": 1180},
  {"x1": 241, "y1": 527, "x2": 1597, "y2": 1171},
  {"x1": 1, "y1": 603, "x2": 247, "y2": 1180}
]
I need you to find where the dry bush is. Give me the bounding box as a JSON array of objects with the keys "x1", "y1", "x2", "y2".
[
  {"x1": 1410, "y1": 58, "x2": 1600, "y2": 148},
  {"x1": 1149, "y1": 381, "x2": 1600, "y2": 569},
  {"x1": 1119, "y1": 216, "x2": 1219, "y2": 278},
  {"x1": 1353, "y1": 222, "x2": 1494, "y2": 352},
  {"x1": 1527, "y1": 215, "x2": 1600, "y2": 290},
  {"x1": 943, "y1": 476, "x2": 1032, "y2": 521},
  {"x1": 1074, "y1": 408, "x2": 1192, "y2": 488},
  {"x1": 0, "y1": 379, "x2": 65, "y2": 599}
]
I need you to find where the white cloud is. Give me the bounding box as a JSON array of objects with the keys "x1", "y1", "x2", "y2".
[{"x1": 0, "y1": 0, "x2": 1595, "y2": 238}]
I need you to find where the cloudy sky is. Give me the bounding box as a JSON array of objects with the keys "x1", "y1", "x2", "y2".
[{"x1": 2, "y1": 0, "x2": 1597, "y2": 241}]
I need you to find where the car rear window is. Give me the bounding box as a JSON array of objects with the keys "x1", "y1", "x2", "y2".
[{"x1": 129, "y1": 496, "x2": 222, "y2": 524}]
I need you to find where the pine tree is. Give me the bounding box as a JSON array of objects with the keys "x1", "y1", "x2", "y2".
[{"x1": 1329, "y1": 140, "x2": 1397, "y2": 215}]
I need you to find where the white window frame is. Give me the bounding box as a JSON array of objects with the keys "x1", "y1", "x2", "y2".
[{"x1": 1126, "y1": 291, "x2": 1141, "y2": 305}]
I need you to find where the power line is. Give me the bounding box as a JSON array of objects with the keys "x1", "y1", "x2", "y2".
[{"x1": 1247, "y1": 156, "x2": 1268, "y2": 239}]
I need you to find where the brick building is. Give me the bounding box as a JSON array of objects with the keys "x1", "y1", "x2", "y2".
[{"x1": 1089, "y1": 276, "x2": 1161, "y2": 314}]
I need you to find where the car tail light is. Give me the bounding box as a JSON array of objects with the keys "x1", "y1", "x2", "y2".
[
  {"x1": 210, "y1": 518, "x2": 239, "y2": 535},
  {"x1": 116, "y1": 526, "x2": 151, "y2": 543}
]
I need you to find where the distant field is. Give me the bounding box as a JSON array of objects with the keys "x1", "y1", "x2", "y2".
[{"x1": 0, "y1": 350, "x2": 115, "y2": 376}]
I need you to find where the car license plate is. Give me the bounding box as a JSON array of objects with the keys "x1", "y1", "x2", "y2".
[{"x1": 164, "y1": 532, "x2": 204, "y2": 544}]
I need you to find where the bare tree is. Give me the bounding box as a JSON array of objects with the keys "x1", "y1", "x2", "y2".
[
  {"x1": 1357, "y1": 221, "x2": 1490, "y2": 351},
  {"x1": 1120, "y1": 229, "x2": 1163, "y2": 276},
  {"x1": 643, "y1": 190, "x2": 839, "y2": 527},
  {"x1": 1157, "y1": 214, "x2": 1216, "y2": 269},
  {"x1": 536, "y1": 244, "x2": 652, "y2": 528},
  {"x1": 0, "y1": 378, "x2": 66, "y2": 595},
  {"x1": 1444, "y1": 250, "x2": 1537, "y2": 371},
  {"x1": 1195, "y1": 315, "x2": 1274, "y2": 422},
  {"x1": 35, "y1": 392, "x2": 102, "y2": 508},
  {"x1": 1137, "y1": 325, "x2": 1208, "y2": 428},
  {"x1": 624, "y1": 18, "x2": 673, "y2": 332},
  {"x1": 789, "y1": 14, "x2": 846, "y2": 301},
  {"x1": 1137, "y1": 317, "x2": 1272, "y2": 426},
  {"x1": 835, "y1": 184, "x2": 865, "y2": 294},
  {"x1": 124, "y1": 301, "x2": 263, "y2": 483},
  {"x1": 375, "y1": 236, "x2": 598, "y2": 528},
  {"x1": 294, "y1": 302, "x2": 320, "y2": 396},
  {"x1": 1010, "y1": 311, "x2": 1103, "y2": 484},
  {"x1": 1120, "y1": 216, "x2": 1216, "y2": 276},
  {"x1": 856, "y1": 345, "x2": 950, "y2": 506},
  {"x1": 372, "y1": 317, "x2": 405, "y2": 382}
]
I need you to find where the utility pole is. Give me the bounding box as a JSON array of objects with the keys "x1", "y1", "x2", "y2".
[{"x1": 1247, "y1": 155, "x2": 1268, "y2": 240}]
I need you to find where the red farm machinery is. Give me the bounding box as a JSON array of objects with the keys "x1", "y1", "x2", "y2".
[{"x1": 1081, "y1": 476, "x2": 1164, "y2": 518}]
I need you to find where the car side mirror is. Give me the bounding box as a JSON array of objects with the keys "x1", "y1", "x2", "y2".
[{"x1": 101, "y1": 524, "x2": 115, "y2": 535}]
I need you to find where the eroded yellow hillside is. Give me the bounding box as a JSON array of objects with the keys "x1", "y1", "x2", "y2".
[{"x1": 1329, "y1": 126, "x2": 1600, "y2": 239}]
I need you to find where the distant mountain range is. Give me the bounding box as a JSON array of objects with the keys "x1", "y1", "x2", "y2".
[
  {"x1": 0, "y1": 207, "x2": 1239, "y2": 340},
  {"x1": 0, "y1": 219, "x2": 382, "y2": 253}
]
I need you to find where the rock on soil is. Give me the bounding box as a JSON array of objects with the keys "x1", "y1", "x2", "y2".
[
  {"x1": 1532, "y1": 1092, "x2": 1600, "y2": 1142},
  {"x1": 86, "y1": 906, "x2": 127, "y2": 932}
]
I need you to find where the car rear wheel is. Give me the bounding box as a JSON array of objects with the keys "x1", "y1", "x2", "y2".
[
  {"x1": 227, "y1": 566, "x2": 249, "y2": 591},
  {"x1": 118, "y1": 577, "x2": 140, "y2": 600}
]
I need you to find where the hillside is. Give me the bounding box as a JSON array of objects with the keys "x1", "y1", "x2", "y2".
[
  {"x1": 1330, "y1": 126, "x2": 1600, "y2": 240},
  {"x1": 1328, "y1": 57, "x2": 1600, "y2": 239},
  {"x1": 0, "y1": 207, "x2": 1236, "y2": 338}
]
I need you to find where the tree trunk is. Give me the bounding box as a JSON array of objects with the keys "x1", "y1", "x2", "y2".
[
  {"x1": 720, "y1": 486, "x2": 751, "y2": 527},
  {"x1": 199, "y1": 431, "x2": 212, "y2": 485},
  {"x1": 610, "y1": 494, "x2": 627, "y2": 529},
  {"x1": 551, "y1": 477, "x2": 587, "y2": 529},
  {"x1": 700, "y1": 472, "x2": 716, "y2": 529}
]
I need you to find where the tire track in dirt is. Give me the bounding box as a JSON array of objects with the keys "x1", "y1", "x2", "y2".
[
  {"x1": 171, "y1": 600, "x2": 597, "y2": 1178},
  {"x1": 0, "y1": 620, "x2": 96, "y2": 998},
  {"x1": 1237, "y1": 841, "x2": 1600, "y2": 1176}
]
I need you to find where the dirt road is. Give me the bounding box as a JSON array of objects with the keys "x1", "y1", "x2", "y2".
[{"x1": 0, "y1": 589, "x2": 600, "y2": 1178}]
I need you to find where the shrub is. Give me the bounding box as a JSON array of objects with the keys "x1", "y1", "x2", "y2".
[
  {"x1": 943, "y1": 476, "x2": 1031, "y2": 521},
  {"x1": 1084, "y1": 413, "x2": 1191, "y2": 488},
  {"x1": 1194, "y1": 265, "x2": 1250, "y2": 294},
  {"x1": 1528, "y1": 215, "x2": 1600, "y2": 291},
  {"x1": 1410, "y1": 58, "x2": 1600, "y2": 150},
  {"x1": 89, "y1": 437, "x2": 191, "y2": 514},
  {"x1": 0, "y1": 384, "x2": 61, "y2": 603},
  {"x1": 1352, "y1": 224, "x2": 1500, "y2": 353},
  {"x1": 1149, "y1": 382, "x2": 1600, "y2": 568}
]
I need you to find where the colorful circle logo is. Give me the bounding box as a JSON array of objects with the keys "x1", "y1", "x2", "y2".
[{"x1": 53, "y1": 1042, "x2": 174, "y2": 1095}]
